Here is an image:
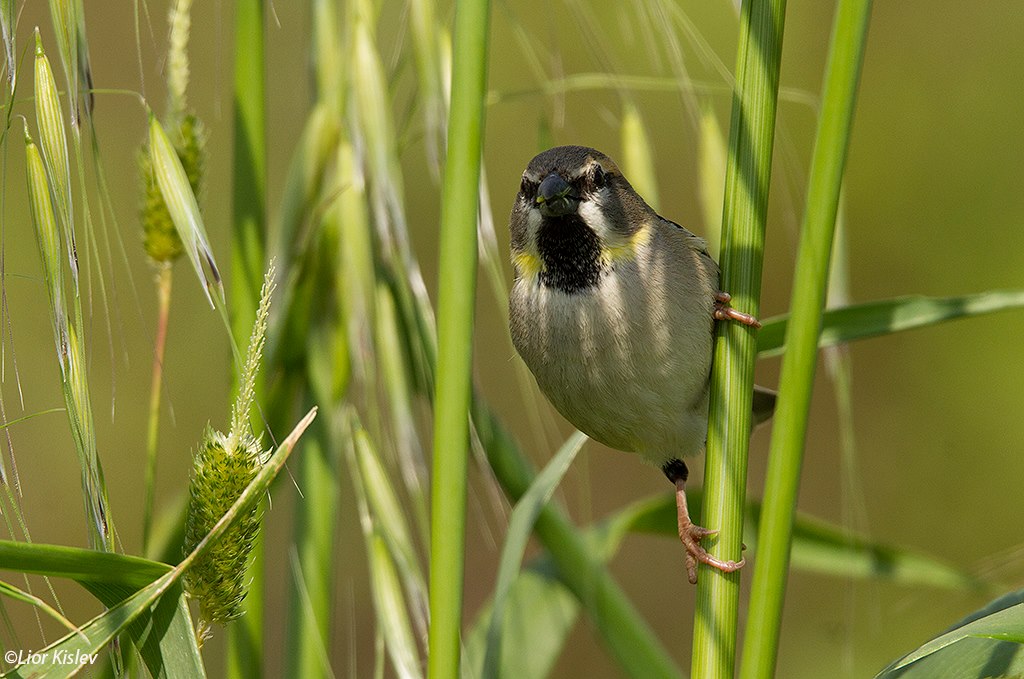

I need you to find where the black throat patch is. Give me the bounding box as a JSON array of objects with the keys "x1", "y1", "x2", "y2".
[{"x1": 535, "y1": 214, "x2": 604, "y2": 294}]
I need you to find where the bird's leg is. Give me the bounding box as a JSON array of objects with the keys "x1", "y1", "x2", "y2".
[
  {"x1": 662, "y1": 459, "x2": 745, "y2": 583},
  {"x1": 675, "y1": 477, "x2": 746, "y2": 584},
  {"x1": 713, "y1": 291, "x2": 762, "y2": 329}
]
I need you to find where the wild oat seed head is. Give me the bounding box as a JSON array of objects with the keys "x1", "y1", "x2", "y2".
[
  {"x1": 34, "y1": 28, "x2": 77, "y2": 281},
  {"x1": 148, "y1": 112, "x2": 221, "y2": 305},
  {"x1": 24, "y1": 124, "x2": 69, "y2": 374},
  {"x1": 140, "y1": 114, "x2": 205, "y2": 263}
]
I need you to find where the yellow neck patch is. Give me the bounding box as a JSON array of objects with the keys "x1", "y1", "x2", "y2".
[
  {"x1": 512, "y1": 250, "x2": 543, "y2": 282},
  {"x1": 602, "y1": 223, "x2": 652, "y2": 265}
]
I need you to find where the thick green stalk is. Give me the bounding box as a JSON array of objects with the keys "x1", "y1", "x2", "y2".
[
  {"x1": 227, "y1": 0, "x2": 266, "y2": 675},
  {"x1": 691, "y1": 0, "x2": 787, "y2": 675},
  {"x1": 739, "y1": 2, "x2": 872, "y2": 677},
  {"x1": 426, "y1": 0, "x2": 490, "y2": 677}
]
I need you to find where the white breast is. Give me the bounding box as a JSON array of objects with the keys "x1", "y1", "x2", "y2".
[{"x1": 509, "y1": 239, "x2": 716, "y2": 465}]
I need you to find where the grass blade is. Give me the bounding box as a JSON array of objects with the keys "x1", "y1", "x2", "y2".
[
  {"x1": 877, "y1": 589, "x2": 1024, "y2": 676},
  {"x1": 619, "y1": 102, "x2": 660, "y2": 210},
  {"x1": 368, "y1": 534, "x2": 423, "y2": 679},
  {"x1": 3, "y1": 574, "x2": 179, "y2": 678},
  {"x1": 471, "y1": 404, "x2": 682, "y2": 679},
  {"x1": 482, "y1": 431, "x2": 586, "y2": 679},
  {"x1": 0, "y1": 579, "x2": 83, "y2": 638},
  {"x1": 0, "y1": 540, "x2": 169, "y2": 590},
  {"x1": 611, "y1": 494, "x2": 986, "y2": 592},
  {"x1": 757, "y1": 290, "x2": 1024, "y2": 357},
  {"x1": 464, "y1": 559, "x2": 579, "y2": 679}
]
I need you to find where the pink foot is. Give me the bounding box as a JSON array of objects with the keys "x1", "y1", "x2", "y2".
[
  {"x1": 713, "y1": 291, "x2": 762, "y2": 329},
  {"x1": 676, "y1": 478, "x2": 746, "y2": 584}
]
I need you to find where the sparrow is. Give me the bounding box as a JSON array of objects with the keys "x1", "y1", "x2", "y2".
[{"x1": 508, "y1": 145, "x2": 775, "y2": 584}]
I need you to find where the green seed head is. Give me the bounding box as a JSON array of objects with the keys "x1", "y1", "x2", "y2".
[
  {"x1": 140, "y1": 113, "x2": 206, "y2": 264},
  {"x1": 183, "y1": 427, "x2": 264, "y2": 638},
  {"x1": 182, "y1": 264, "x2": 275, "y2": 642}
]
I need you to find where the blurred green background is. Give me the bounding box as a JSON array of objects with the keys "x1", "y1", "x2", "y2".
[{"x1": 3, "y1": 1, "x2": 1024, "y2": 676}]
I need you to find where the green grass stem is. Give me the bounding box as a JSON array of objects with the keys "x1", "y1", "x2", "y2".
[
  {"x1": 142, "y1": 265, "x2": 172, "y2": 555},
  {"x1": 426, "y1": 0, "x2": 491, "y2": 676},
  {"x1": 691, "y1": 0, "x2": 787, "y2": 675},
  {"x1": 738, "y1": 2, "x2": 872, "y2": 677}
]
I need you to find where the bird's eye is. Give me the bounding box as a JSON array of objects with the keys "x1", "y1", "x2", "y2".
[
  {"x1": 592, "y1": 165, "x2": 606, "y2": 189},
  {"x1": 520, "y1": 175, "x2": 537, "y2": 199}
]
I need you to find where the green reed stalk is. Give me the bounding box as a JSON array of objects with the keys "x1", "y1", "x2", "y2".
[
  {"x1": 426, "y1": 0, "x2": 491, "y2": 676},
  {"x1": 739, "y1": 2, "x2": 872, "y2": 677},
  {"x1": 691, "y1": 0, "x2": 787, "y2": 676}
]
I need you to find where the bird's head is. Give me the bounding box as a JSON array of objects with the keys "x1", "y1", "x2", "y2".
[{"x1": 509, "y1": 145, "x2": 654, "y2": 293}]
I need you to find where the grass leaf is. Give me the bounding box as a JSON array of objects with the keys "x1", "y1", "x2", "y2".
[
  {"x1": 757, "y1": 290, "x2": 1024, "y2": 358},
  {"x1": 0, "y1": 540, "x2": 169, "y2": 591},
  {"x1": 0, "y1": 579, "x2": 83, "y2": 639},
  {"x1": 368, "y1": 534, "x2": 423, "y2": 679},
  {"x1": 607, "y1": 494, "x2": 987, "y2": 591},
  {"x1": 876, "y1": 589, "x2": 1024, "y2": 677},
  {"x1": 482, "y1": 431, "x2": 586, "y2": 679},
  {"x1": 463, "y1": 560, "x2": 579, "y2": 679}
]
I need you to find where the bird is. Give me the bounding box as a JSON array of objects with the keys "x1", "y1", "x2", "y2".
[{"x1": 508, "y1": 145, "x2": 775, "y2": 584}]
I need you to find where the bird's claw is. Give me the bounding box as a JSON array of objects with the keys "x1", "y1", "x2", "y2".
[
  {"x1": 679, "y1": 522, "x2": 746, "y2": 584},
  {"x1": 713, "y1": 291, "x2": 762, "y2": 329},
  {"x1": 675, "y1": 477, "x2": 746, "y2": 583}
]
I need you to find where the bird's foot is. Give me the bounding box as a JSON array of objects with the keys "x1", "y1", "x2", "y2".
[
  {"x1": 676, "y1": 478, "x2": 746, "y2": 584},
  {"x1": 713, "y1": 291, "x2": 762, "y2": 329},
  {"x1": 678, "y1": 521, "x2": 746, "y2": 584}
]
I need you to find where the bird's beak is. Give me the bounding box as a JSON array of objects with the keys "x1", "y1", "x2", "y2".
[{"x1": 536, "y1": 173, "x2": 579, "y2": 217}]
